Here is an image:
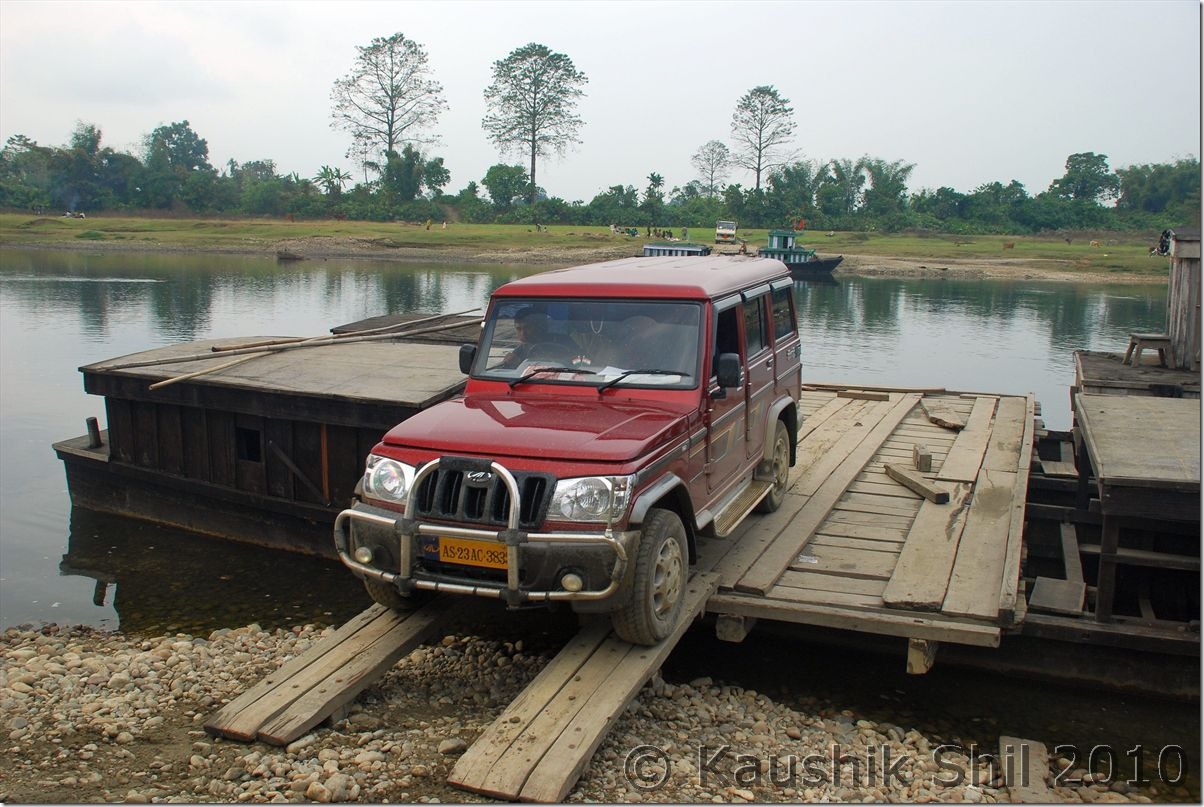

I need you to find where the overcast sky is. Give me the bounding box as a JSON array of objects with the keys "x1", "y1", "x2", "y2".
[{"x1": 1, "y1": 0, "x2": 1199, "y2": 203}]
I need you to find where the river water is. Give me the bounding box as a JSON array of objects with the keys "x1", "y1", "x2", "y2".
[{"x1": 0, "y1": 248, "x2": 1169, "y2": 632}]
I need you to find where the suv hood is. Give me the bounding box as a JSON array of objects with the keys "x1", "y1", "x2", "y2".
[{"x1": 380, "y1": 394, "x2": 691, "y2": 463}]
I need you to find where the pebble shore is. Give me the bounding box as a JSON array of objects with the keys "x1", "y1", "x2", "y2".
[{"x1": 1, "y1": 622, "x2": 1190, "y2": 803}]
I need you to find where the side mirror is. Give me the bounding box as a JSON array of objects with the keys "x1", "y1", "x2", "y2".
[
  {"x1": 458, "y1": 344, "x2": 477, "y2": 374},
  {"x1": 715, "y1": 353, "x2": 742, "y2": 388}
]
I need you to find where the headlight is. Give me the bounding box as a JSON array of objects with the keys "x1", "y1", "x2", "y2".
[
  {"x1": 362, "y1": 454, "x2": 416, "y2": 503},
  {"x1": 549, "y1": 475, "x2": 633, "y2": 523}
]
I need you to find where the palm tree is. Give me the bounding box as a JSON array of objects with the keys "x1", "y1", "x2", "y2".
[
  {"x1": 314, "y1": 165, "x2": 353, "y2": 197},
  {"x1": 861, "y1": 158, "x2": 916, "y2": 217},
  {"x1": 822, "y1": 158, "x2": 868, "y2": 216}
]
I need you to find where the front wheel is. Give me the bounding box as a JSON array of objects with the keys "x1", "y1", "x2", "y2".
[
  {"x1": 612, "y1": 508, "x2": 688, "y2": 646},
  {"x1": 755, "y1": 420, "x2": 791, "y2": 514}
]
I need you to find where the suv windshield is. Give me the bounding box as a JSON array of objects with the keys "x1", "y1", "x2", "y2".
[{"x1": 472, "y1": 299, "x2": 702, "y2": 389}]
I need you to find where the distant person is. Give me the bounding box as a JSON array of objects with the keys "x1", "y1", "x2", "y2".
[{"x1": 501, "y1": 308, "x2": 572, "y2": 368}]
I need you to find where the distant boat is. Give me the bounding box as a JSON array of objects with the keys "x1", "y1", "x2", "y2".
[
  {"x1": 758, "y1": 229, "x2": 842, "y2": 278},
  {"x1": 642, "y1": 242, "x2": 712, "y2": 257}
]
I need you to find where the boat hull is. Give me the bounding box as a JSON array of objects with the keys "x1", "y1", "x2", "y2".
[{"x1": 785, "y1": 255, "x2": 843, "y2": 278}]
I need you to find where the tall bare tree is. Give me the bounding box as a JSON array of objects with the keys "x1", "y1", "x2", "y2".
[
  {"x1": 482, "y1": 43, "x2": 587, "y2": 206},
  {"x1": 730, "y1": 85, "x2": 796, "y2": 192},
  {"x1": 330, "y1": 33, "x2": 447, "y2": 177},
  {"x1": 691, "y1": 140, "x2": 731, "y2": 198}
]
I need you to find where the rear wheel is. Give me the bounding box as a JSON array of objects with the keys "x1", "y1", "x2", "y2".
[
  {"x1": 755, "y1": 420, "x2": 790, "y2": 514},
  {"x1": 612, "y1": 508, "x2": 688, "y2": 646},
  {"x1": 363, "y1": 577, "x2": 425, "y2": 611}
]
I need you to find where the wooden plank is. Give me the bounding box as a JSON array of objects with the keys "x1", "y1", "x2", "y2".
[
  {"x1": 936, "y1": 396, "x2": 997, "y2": 482},
  {"x1": 517, "y1": 576, "x2": 719, "y2": 802},
  {"x1": 714, "y1": 491, "x2": 810, "y2": 590},
  {"x1": 447, "y1": 623, "x2": 611, "y2": 789},
  {"x1": 996, "y1": 395, "x2": 1035, "y2": 622},
  {"x1": 257, "y1": 604, "x2": 446, "y2": 744},
  {"x1": 813, "y1": 522, "x2": 907, "y2": 543},
  {"x1": 1027, "y1": 577, "x2": 1086, "y2": 616},
  {"x1": 735, "y1": 394, "x2": 920, "y2": 594},
  {"x1": 205, "y1": 605, "x2": 390, "y2": 741},
  {"x1": 775, "y1": 570, "x2": 887, "y2": 597},
  {"x1": 941, "y1": 468, "x2": 1018, "y2": 620},
  {"x1": 1059, "y1": 522, "x2": 1084, "y2": 584},
  {"x1": 847, "y1": 480, "x2": 924, "y2": 500},
  {"x1": 811, "y1": 532, "x2": 905, "y2": 552},
  {"x1": 885, "y1": 463, "x2": 951, "y2": 503},
  {"x1": 206, "y1": 410, "x2": 235, "y2": 488},
  {"x1": 764, "y1": 584, "x2": 885, "y2": 610},
  {"x1": 922, "y1": 401, "x2": 967, "y2": 430},
  {"x1": 824, "y1": 509, "x2": 913, "y2": 528},
  {"x1": 157, "y1": 404, "x2": 184, "y2": 475},
  {"x1": 999, "y1": 737, "x2": 1054, "y2": 803},
  {"x1": 832, "y1": 494, "x2": 920, "y2": 518},
  {"x1": 837, "y1": 389, "x2": 890, "y2": 401},
  {"x1": 707, "y1": 592, "x2": 1001, "y2": 648},
  {"x1": 881, "y1": 482, "x2": 973, "y2": 610},
  {"x1": 983, "y1": 396, "x2": 1028, "y2": 471},
  {"x1": 791, "y1": 543, "x2": 899, "y2": 580},
  {"x1": 796, "y1": 396, "x2": 855, "y2": 441}
]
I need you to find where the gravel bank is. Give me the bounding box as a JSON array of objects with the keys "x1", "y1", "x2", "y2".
[{"x1": 2, "y1": 622, "x2": 1189, "y2": 803}]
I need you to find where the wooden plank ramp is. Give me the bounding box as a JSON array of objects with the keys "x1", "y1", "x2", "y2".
[
  {"x1": 205, "y1": 601, "x2": 447, "y2": 745},
  {"x1": 448, "y1": 573, "x2": 719, "y2": 803}
]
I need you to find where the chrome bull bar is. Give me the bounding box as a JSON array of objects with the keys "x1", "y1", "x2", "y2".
[{"x1": 334, "y1": 458, "x2": 630, "y2": 604}]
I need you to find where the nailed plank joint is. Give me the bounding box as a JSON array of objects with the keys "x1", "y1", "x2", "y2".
[{"x1": 885, "y1": 463, "x2": 950, "y2": 503}]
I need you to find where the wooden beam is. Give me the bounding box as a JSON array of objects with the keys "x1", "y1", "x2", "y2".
[
  {"x1": 885, "y1": 463, "x2": 950, "y2": 503},
  {"x1": 906, "y1": 637, "x2": 939, "y2": 674},
  {"x1": 715, "y1": 614, "x2": 757, "y2": 643},
  {"x1": 941, "y1": 468, "x2": 1017, "y2": 621},
  {"x1": 881, "y1": 482, "x2": 973, "y2": 610},
  {"x1": 937, "y1": 396, "x2": 998, "y2": 482},
  {"x1": 912, "y1": 444, "x2": 933, "y2": 472}
]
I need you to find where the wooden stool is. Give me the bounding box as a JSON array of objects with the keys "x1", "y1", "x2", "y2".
[{"x1": 1122, "y1": 332, "x2": 1172, "y2": 367}]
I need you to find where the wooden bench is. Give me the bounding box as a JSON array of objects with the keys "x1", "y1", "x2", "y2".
[{"x1": 1122, "y1": 332, "x2": 1173, "y2": 367}]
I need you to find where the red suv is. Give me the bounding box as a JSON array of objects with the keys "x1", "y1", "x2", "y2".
[{"x1": 335, "y1": 256, "x2": 801, "y2": 644}]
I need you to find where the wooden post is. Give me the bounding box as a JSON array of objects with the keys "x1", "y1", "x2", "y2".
[
  {"x1": 912, "y1": 444, "x2": 932, "y2": 472},
  {"x1": 1168, "y1": 231, "x2": 1201, "y2": 372},
  {"x1": 86, "y1": 417, "x2": 103, "y2": 448},
  {"x1": 906, "y1": 638, "x2": 938, "y2": 674}
]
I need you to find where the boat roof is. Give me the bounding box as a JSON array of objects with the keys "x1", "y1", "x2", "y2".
[{"x1": 494, "y1": 256, "x2": 789, "y2": 301}]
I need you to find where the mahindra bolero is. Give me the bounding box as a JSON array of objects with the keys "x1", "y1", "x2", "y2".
[{"x1": 335, "y1": 255, "x2": 802, "y2": 645}]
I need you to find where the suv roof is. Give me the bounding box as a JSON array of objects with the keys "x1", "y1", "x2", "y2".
[{"x1": 494, "y1": 256, "x2": 789, "y2": 301}]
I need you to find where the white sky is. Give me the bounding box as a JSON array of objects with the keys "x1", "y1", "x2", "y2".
[{"x1": 1, "y1": 0, "x2": 1199, "y2": 203}]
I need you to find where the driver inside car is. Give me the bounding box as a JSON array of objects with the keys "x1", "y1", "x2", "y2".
[{"x1": 501, "y1": 307, "x2": 572, "y2": 368}]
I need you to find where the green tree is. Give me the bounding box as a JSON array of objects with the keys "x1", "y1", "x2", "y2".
[
  {"x1": 730, "y1": 86, "x2": 796, "y2": 192},
  {"x1": 1047, "y1": 152, "x2": 1120, "y2": 203},
  {"x1": 481, "y1": 163, "x2": 530, "y2": 209},
  {"x1": 642, "y1": 172, "x2": 665, "y2": 228},
  {"x1": 766, "y1": 159, "x2": 822, "y2": 224},
  {"x1": 330, "y1": 33, "x2": 447, "y2": 176},
  {"x1": 482, "y1": 42, "x2": 588, "y2": 207},
  {"x1": 691, "y1": 140, "x2": 731, "y2": 198},
  {"x1": 818, "y1": 158, "x2": 866, "y2": 217},
  {"x1": 140, "y1": 120, "x2": 213, "y2": 209},
  {"x1": 422, "y1": 156, "x2": 450, "y2": 197},
  {"x1": 1116, "y1": 158, "x2": 1200, "y2": 221},
  {"x1": 860, "y1": 158, "x2": 916, "y2": 227}
]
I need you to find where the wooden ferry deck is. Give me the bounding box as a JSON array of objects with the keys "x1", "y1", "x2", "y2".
[{"x1": 704, "y1": 386, "x2": 1033, "y2": 652}]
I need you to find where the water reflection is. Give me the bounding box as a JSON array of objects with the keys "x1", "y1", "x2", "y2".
[{"x1": 0, "y1": 249, "x2": 1169, "y2": 632}]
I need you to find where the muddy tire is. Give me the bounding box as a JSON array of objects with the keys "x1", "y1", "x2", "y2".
[
  {"x1": 755, "y1": 420, "x2": 790, "y2": 514},
  {"x1": 363, "y1": 577, "x2": 423, "y2": 611},
  {"x1": 612, "y1": 508, "x2": 688, "y2": 646}
]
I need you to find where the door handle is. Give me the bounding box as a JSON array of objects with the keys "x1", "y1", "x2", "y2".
[{"x1": 765, "y1": 357, "x2": 774, "y2": 368}]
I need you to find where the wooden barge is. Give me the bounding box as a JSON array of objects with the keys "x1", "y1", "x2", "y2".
[{"x1": 53, "y1": 315, "x2": 478, "y2": 556}]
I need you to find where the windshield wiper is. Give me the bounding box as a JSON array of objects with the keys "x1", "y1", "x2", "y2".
[
  {"x1": 508, "y1": 366, "x2": 596, "y2": 389},
  {"x1": 596, "y1": 369, "x2": 682, "y2": 394}
]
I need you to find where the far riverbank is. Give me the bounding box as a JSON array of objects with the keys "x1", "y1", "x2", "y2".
[{"x1": 0, "y1": 213, "x2": 1171, "y2": 284}]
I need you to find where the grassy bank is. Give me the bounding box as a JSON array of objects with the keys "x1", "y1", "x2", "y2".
[{"x1": 0, "y1": 213, "x2": 1170, "y2": 281}]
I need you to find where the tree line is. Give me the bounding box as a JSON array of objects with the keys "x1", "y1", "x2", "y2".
[{"x1": 0, "y1": 32, "x2": 1197, "y2": 234}]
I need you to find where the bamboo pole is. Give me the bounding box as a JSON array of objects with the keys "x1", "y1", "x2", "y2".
[{"x1": 209, "y1": 308, "x2": 473, "y2": 353}]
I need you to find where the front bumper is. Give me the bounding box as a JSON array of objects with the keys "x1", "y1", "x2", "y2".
[{"x1": 334, "y1": 459, "x2": 634, "y2": 607}]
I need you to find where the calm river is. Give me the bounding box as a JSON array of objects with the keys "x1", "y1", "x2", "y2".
[{"x1": 0, "y1": 248, "x2": 1168, "y2": 633}]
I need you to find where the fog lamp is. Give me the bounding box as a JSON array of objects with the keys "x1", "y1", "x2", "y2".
[
  {"x1": 560, "y1": 573, "x2": 584, "y2": 592},
  {"x1": 353, "y1": 546, "x2": 375, "y2": 565}
]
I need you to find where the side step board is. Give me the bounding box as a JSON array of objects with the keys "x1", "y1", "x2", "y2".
[
  {"x1": 204, "y1": 601, "x2": 446, "y2": 745},
  {"x1": 448, "y1": 573, "x2": 720, "y2": 803},
  {"x1": 713, "y1": 480, "x2": 772, "y2": 537}
]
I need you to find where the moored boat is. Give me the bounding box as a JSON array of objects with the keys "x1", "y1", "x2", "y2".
[{"x1": 758, "y1": 228, "x2": 843, "y2": 278}]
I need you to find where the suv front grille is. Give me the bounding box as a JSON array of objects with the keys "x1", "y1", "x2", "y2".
[{"x1": 412, "y1": 462, "x2": 553, "y2": 529}]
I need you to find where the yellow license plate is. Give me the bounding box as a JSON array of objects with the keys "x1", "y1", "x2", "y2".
[{"x1": 438, "y1": 537, "x2": 508, "y2": 569}]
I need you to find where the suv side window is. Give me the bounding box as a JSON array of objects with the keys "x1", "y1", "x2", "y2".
[
  {"x1": 771, "y1": 287, "x2": 795, "y2": 342},
  {"x1": 743, "y1": 296, "x2": 768, "y2": 356},
  {"x1": 713, "y1": 306, "x2": 741, "y2": 376}
]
